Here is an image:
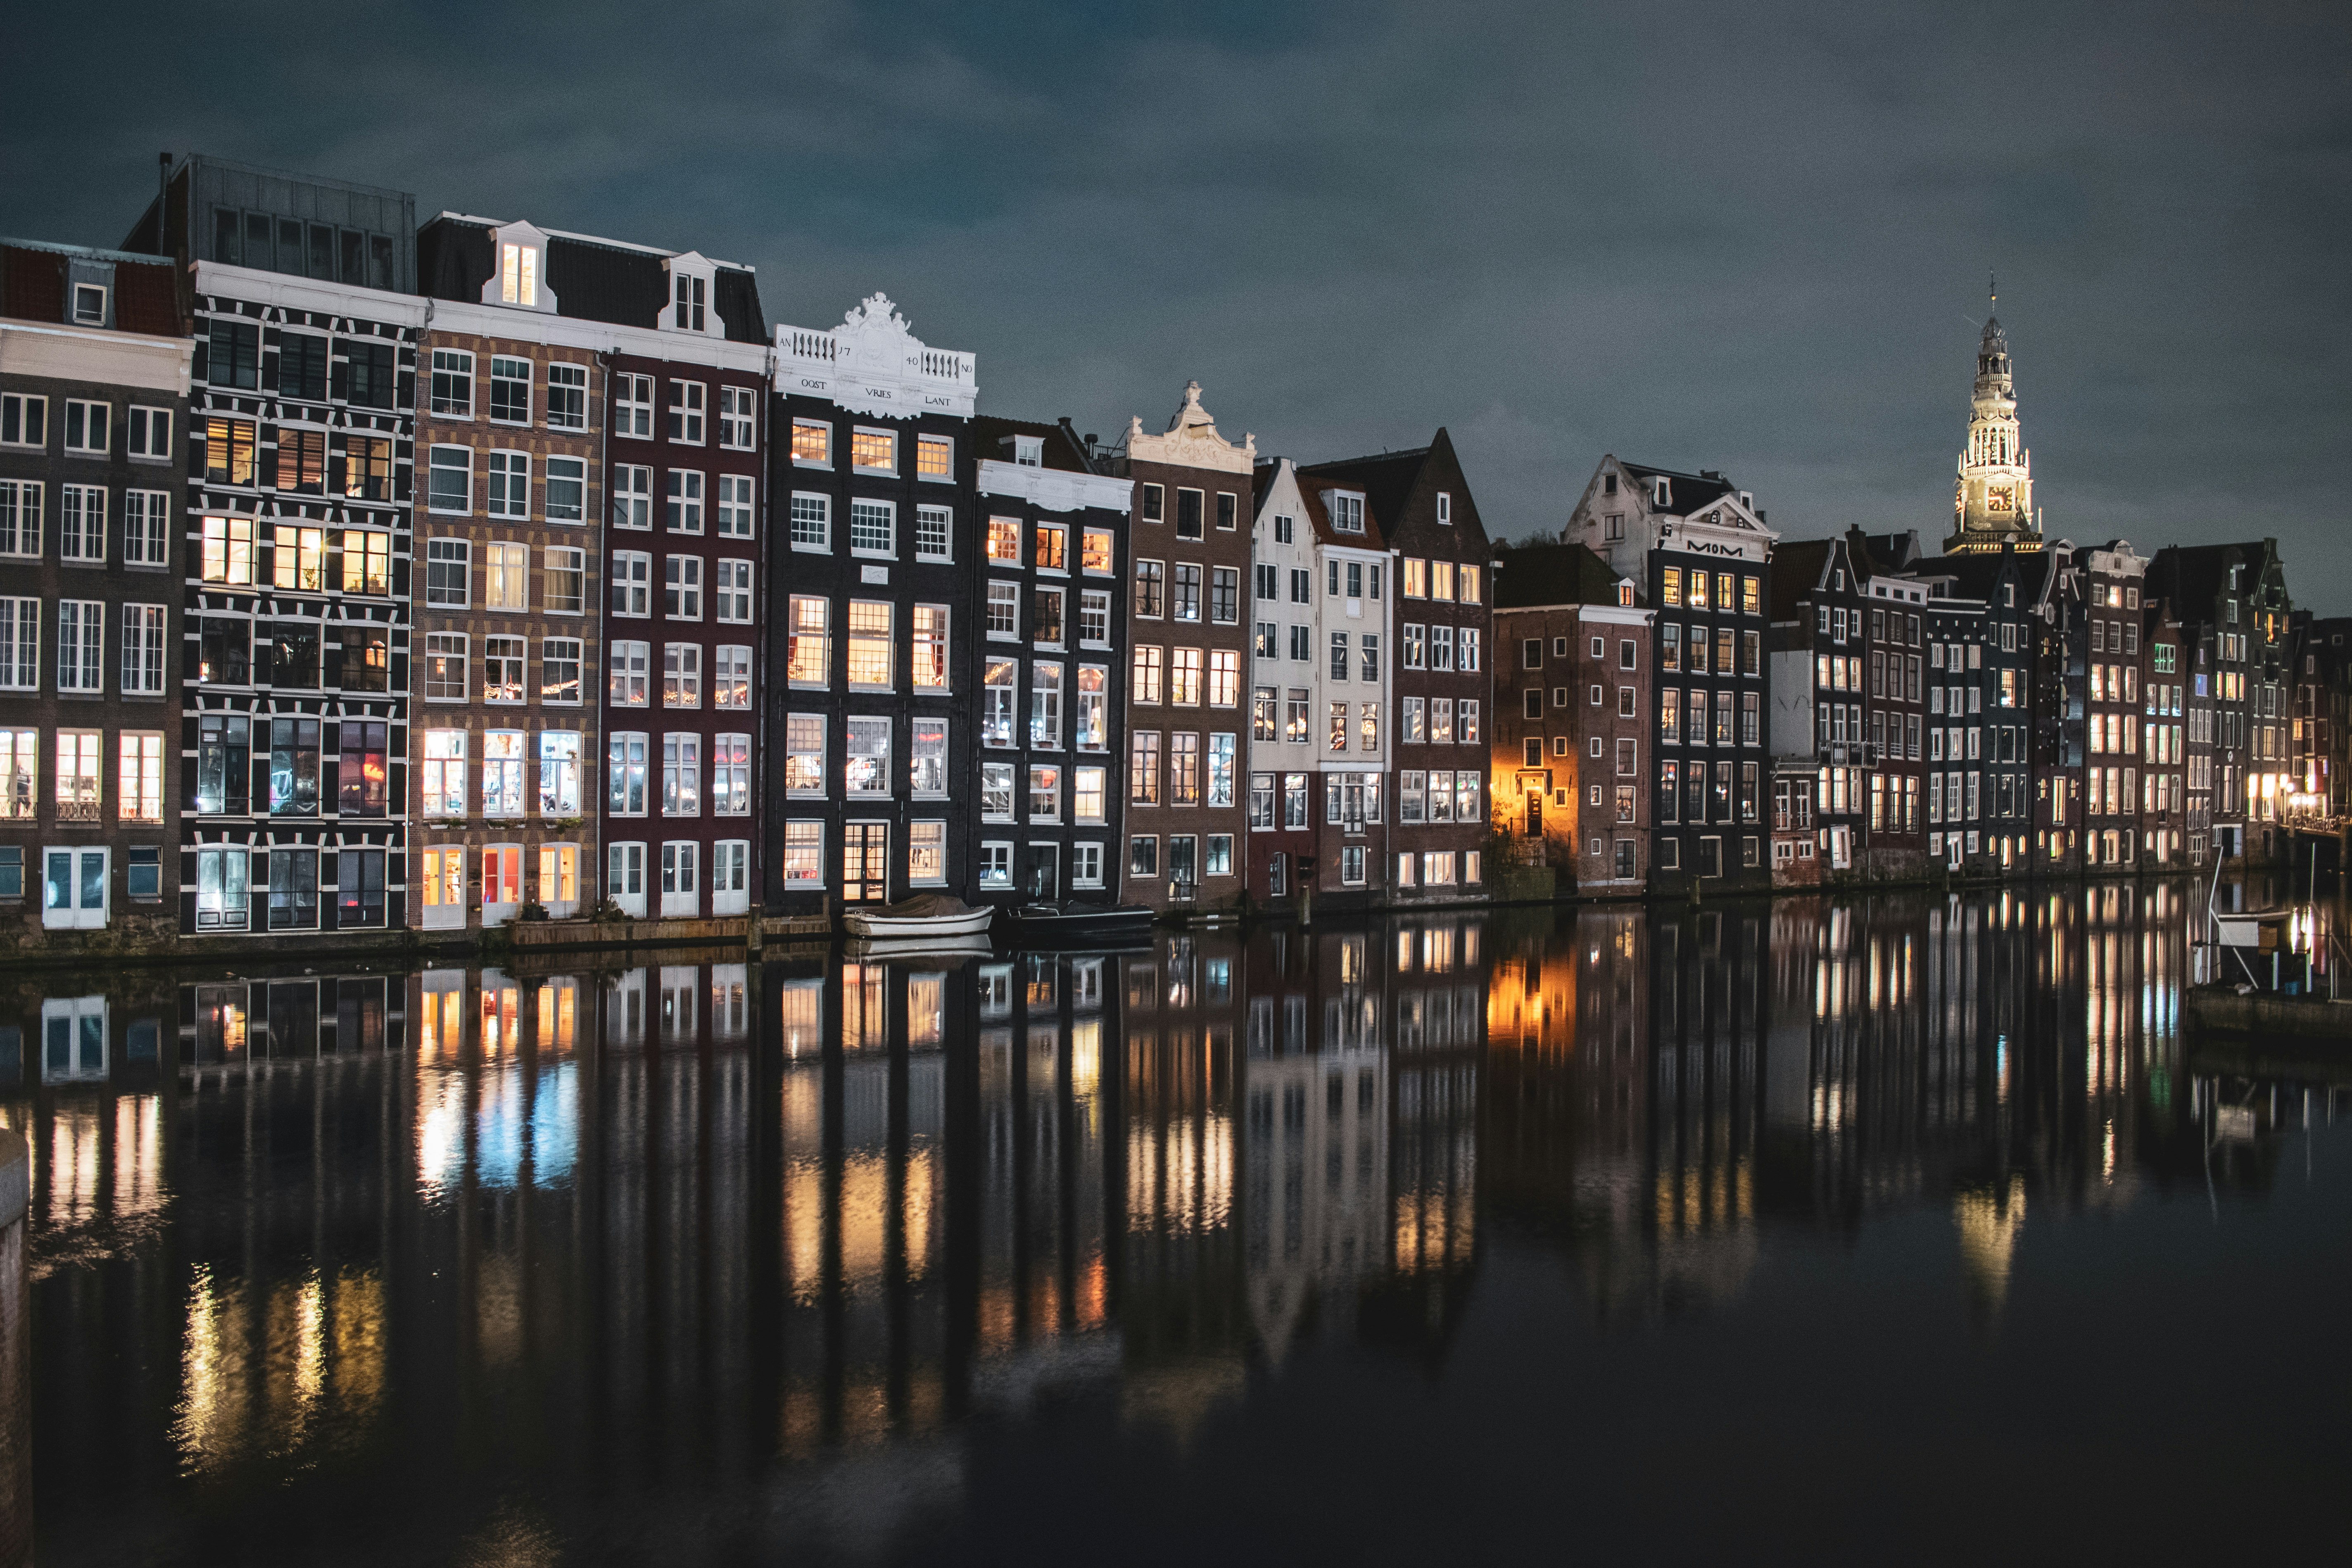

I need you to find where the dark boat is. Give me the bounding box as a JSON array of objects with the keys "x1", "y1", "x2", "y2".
[{"x1": 1001, "y1": 902, "x2": 1157, "y2": 946}]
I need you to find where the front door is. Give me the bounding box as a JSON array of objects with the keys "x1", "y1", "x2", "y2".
[
  {"x1": 43, "y1": 847, "x2": 108, "y2": 930},
  {"x1": 1026, "y1": 843, "x2": 1059, "y2": 902},
  {"x1": 1526, "y1": 791, "x2": 1543, "y2": 837},
  {"x1": 844, "y1": 823, "x2": 889, "y2": 903}
]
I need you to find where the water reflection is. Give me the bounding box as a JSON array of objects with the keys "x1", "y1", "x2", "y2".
[{"x1": 5, "y1": 886, "x2": 2347, "y2": 1561}]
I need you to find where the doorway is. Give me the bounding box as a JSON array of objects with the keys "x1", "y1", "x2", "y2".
[{"x1": 844, "y1": 822, "x2": 889, "y2": 903}]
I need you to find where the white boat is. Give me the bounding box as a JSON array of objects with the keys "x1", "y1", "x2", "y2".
[{"x1": 842, "y1": 893, "x2": 995, "y2": 941}]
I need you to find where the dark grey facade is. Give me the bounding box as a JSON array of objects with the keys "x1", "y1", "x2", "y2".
[{"x1": 0, "y1": 240, "x2": 191, "y2": 946}]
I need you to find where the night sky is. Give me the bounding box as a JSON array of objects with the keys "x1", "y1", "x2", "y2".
[{"x1": 5, "y1": 2, "x2": 2347, "y2": 595}]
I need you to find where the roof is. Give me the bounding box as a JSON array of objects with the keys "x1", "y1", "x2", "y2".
[
  {"x1": 1, "y1": 239, "x2": 181, "y2": 336},
  {"x1": 1297, "y1": 442, "x2": 1432, "y2": 539},
  {"x1": 1765, "y1": 539, "x2": 1836, "y2": 621},
  {"x1": 1295, "y1": 470, "x2": 1387, "y2": 552},
  {"x1": 2147, "y1": 540, "x2": 2285, "y2": 630},
  {"x1": 970, "y1": 416, "x2": 1095, "y2": 475},
  {"x1": 416, "y1": 213, "x2": 765, "y2": 343},
  {"x1": 1617, "y1": 460, "x2": 1737, "y2": 518},
  {"x1": 1493, "y1": 543, "x2": 1632, "y2": 610}
]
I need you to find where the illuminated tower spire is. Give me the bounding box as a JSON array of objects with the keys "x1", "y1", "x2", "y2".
[{"x1": 1946, "y1": 284, "x2": 2040, "y2": 553}]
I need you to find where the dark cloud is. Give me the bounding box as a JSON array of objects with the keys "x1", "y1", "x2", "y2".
[{"x1": 6, "y1": 0, "x2": 2348, "y2": 590}]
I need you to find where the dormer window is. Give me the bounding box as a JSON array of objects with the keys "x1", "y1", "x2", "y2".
[
  {"x1": 1603, "y1": 473, "x2": 1618, "y2": 497},
  {"x1": 500, "y1": 242, "x2": 540, "y2": 307},
  {"x1": 1328, "y1": 492, "x2": 1365, "y2": 533},
  {"x1": 675, "y1": 272, "x2": 706, "y2": 332},
  {"x1": 1616, "y1": 582, "x2": 1634, "y2": 608},
  {"x1": 1013, "y1": 434, "x2": 1042, "y2": 467},
  {"x1": 71, "y1": 284, "x2": 107, "y2": 325},
  {"x1": 1654, "y1": 477, "x2": 1670, "y2": 507},
  {"x1": 1739, "y1": 491, "x2": 1753, "y2": 511},
  {"x1": 1436, "y1": 492, "x2": 1452, "y2": 525}
]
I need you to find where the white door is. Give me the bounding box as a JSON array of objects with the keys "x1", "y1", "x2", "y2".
[
  {"x1": 609, "y1": 843, "x2": 647, "y2": 918},
  {"x1": 421, "y1": 846, "x2": 467, "y2": 930},
  {"x1": 660, "y1": 841, "x2": 700, "y2": 918},
  {"x1": 43, "y1": 847, "x2": 108, "y2": 929},
  {"x1": 711, "y1": 840, "x2": 750, "y2": 916}
]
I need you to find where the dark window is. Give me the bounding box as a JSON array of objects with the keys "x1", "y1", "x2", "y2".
[
  {"x1": 127, "y1": 847, "x2": 161, "y2": 901},
  {"x1": 275, "y1": 428, "x2": 326, "y2": 492},
  {"x1": 276, "y1": 218, "x2": 303, "y2": 275},
  {"x1": 339, "y1": 722, "x2": 388, "y2": 817},
  {"x1": 268, "y1": 848, "x2": 318, "y2": 930},
  {"x1": 338, "y1": 849, "x2": 386, "y2": 927},
  {"x1": 268, "y1": 623, "x2": 320, "y2": 689},
  {"x1": 337, "y1": 625, "x2": 388, "y2": 691},
  {"x1": 268, "y1": 718, "x2": 321, "y2": 817},
  {"x1": 369, "y1": 236, "x2": 394, "y2": 292},
  {"x1": 1216, "y1": 493, "x2": 1237, "y2": 531},
  {"x1": 333, "y1": 435, "x2": 392, "y2": 500},
  {"x1": 197, "y1": 715, "x2": 250, "y2": 815},
  {"x1": 199, "y1": 618, "x2": 250, "y2": 685},
  {"x1": 340, "y1": 229, "x2": 366, "y2": 285},
  {"x1": 212, "y1": 207, "x2": 240, "y2": 264},
  {"x1": 308, "y1": 223, "x2": 334, "y2": 279},
  {"x1": 0, "y1": 846, "x2": 20, "y2": 899},
  {"x1": 207, "y1": 318, "x2": 261, "y2": 390},
  {"x1": 1141, "y1": 484, "x2": 1163, "y2": 523},
  {"x1": 245, "y1": 212, "x2": 272, "y2": 269},
  {"x1": 1176, "y1": 489, "x2": 1204, "y2": 539},
  {"x1": 335, "y1": 341, "x2": 397, "y2": 409},
  {"x1": 277, "y1": 333, "x2": 329, "y2": 400},
  {"x1": 1524, "y1": 688, "x2": 1543, "y2": 719}
]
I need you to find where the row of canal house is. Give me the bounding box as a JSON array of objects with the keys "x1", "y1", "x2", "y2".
[{"x1": 0, "y1": 151, "x2": 2322, "y2": 951}]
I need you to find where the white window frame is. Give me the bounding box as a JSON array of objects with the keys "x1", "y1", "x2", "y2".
[
  {"x1": 668, "y1": 380, "x2": 707, "y2": 445},
  {"x1": 609, "y1": 640, "x2": 649, "y2": 707},
  {"x1": 790, "y1": 492, "x2": 831, "y2": 552},
  {"x1": 57, "y1": 600, "x2": 104, "y2": 693},
  {"x1": 611, "y1": 551, "x2": 652, "y2": 618},
  {"x1": 717, "y1": 473, "x2": 755, "y2": 538},
  {"x1": 719, "y1": 384, "x2": 758, "y2": 451},
  {"x1": 544, "y1": 454, "x2": 587, "y2": 523},
  {"x1": 613, "y1": 463, "x2": 653, "y2": 530},
  {"x1": 0, "y1": 480, "x2": 42, "y2": 557},
  {"x1": 488, "y1": 355, "x2": 533, "y2": 425},
  {"x1": 666, "y1": 468, "x2": 705, "y2": 534},
  {"x1": 63, "y1": 399, "x2": 111, "y2": 455},
  {"x1": 59, "y1": 485, "x2": 105, "y2": 564},
  {"x1": 126, "y1": 406, "x2": 171, "y2": 460},
  {"x1": 430, "y1": 349, "x2": 474, "y2": 419},
  {"x1": 715, "y1": 558, "x2": 754, "y2": 624},
  {"x1": 850, "y1": 498, "x2": 895, "y2": 558},
  {"x1": 851, "y1": 427, "x2": 896, "y2": 475},
  {"x1": 121, "y1": 604, "x2": 166, "y2": 696},
  {"x1": 546, "y1": 361, "x2": 588, "y2": 431},
  {"x1": 427, "y1": 444, "x2": 472, "y2": 514},
  {"x1": 915, "y1": 503, "x2": 952, "y2": 561},
  {"x1": 664, "y1": 554, "x2": 705, "y2": 620},
  {"x1": 714, "y1": 643, "x2": 753, "y2": 709}
]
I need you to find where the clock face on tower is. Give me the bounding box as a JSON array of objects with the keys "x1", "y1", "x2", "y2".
[{"x1": 1987, "y1": 486, "x2": 2014, "y2": 513}]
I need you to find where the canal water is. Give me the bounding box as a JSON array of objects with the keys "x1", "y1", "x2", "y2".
[{"x1": 5, "y1": 885, "x2": 2347, "y2": 1564}]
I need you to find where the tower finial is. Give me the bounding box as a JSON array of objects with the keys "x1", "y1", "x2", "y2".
[{"x1": 1989, "y1": 271, "x2": 1997, "y2": 309}]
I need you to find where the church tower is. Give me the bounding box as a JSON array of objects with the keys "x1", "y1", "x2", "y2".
[{"x1": 1946, "y1": 291, "x2": 2041, "y2": 553}]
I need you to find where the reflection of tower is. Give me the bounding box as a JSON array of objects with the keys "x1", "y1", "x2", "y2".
[
  {"x1": 1242, "y1": 927, "x2": 1388, "y2": 1360},
  {"x1": 1946, "y1": 285, "x2": 2041, "y2": 554},
  {"x1": 1953, "y1": 1175, "x2": 2027, "y2": 1327}
]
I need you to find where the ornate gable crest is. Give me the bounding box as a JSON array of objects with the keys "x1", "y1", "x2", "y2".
[{"x1": 772, "y1": 291, "x2": 977, "y2": 418}]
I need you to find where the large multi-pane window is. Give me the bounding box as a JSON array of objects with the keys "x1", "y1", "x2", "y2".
[
  {"x1": 984, "y1": 661, "x2": 1017, "y2": 747},
  {"x1": 423, "y1": 633, "x2": 467, "y2": 701},
  {"x1": 539, "y1": 732, "x2": 581, "y2": 816},
  {"x1": 717, "y1": 474, "x2": 753, "y2": 537},
  {"x1": 847, "y1": 601, "x2": 892, "y2": 688},
  {"x1": 663, "y1": 643, "x2": 702, "y2": 708},
  {"x1": 121, "y1": 605, "x2": 166, "y2": 695},
  {"x1": 484, "y1": 636, "x2": 526, "y2": 703},
  {"x1": 713, "y1": 644, "x2": 752, "y2": 708},
  {"x1": 784, "y1": 715, "x2": 824, "y2": 795},
  {"x1": 200, "y1": 516, "x2": 254, "y2": 584},
  {"x1": 607, "y1": 733, "x2": 648, "y2": 815},
  {"x1": 788, "y1": 598, "x2": 829, "y2": 686},
  {"x1": 845, "y1": 718, "x2": 890, "y2": 794},
  {"x1": 912, "y1": 605, "x2": 949, "y2": 690},
  {"x1": 850, "y1": 500, "x2": 893, "y2": 554},
  {"x1": 661, "y1": 733, "x2": 701, "y2": 815},
  {"x1": 118, "y1": 733, "x2": 164, "y2": 824},
  {"x1": 1031, "y1": 663, "x2": 1063, "y2": 748},
  {"x1": 482, "y1": 731, "x2": 525, "y2": 816},
  {"x1": 426, "y1": 539, "x2": 470, "y2": 607},
  {"x1": 790, "y1": 494, "x2": 829, "y2": 549},
  {"x1": 713, "y1": 734, "x2": 751, "y2": 815},
  {"x1": 57, "y1": 601, "x2": 102, "y2": 692}
]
